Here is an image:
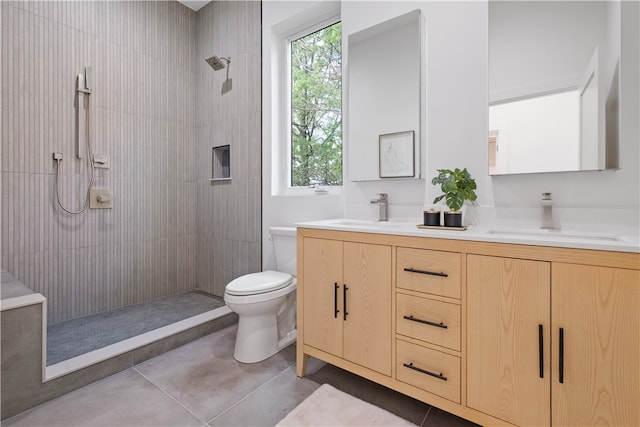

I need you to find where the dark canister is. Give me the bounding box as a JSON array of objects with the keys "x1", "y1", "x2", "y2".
[
  {"x1": 423, "y1": 209, "x2": 441, "y2": 226},
  {"x1": 443, "y1": 211, "x2": 462, "y2": 227}
]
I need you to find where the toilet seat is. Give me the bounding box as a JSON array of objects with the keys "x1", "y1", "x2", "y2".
[{"x1": 225, "y1": 270, "x2": 293, "y2": 296}]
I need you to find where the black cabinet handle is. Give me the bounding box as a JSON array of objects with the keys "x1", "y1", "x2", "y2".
[
  {"x1": 403, "y1": 267, "x2": 448, "y2": 278},
  {"x1": 403, "y1": 362, "x2": 447, "y2": 381},
  {"x1": 343, "y1": 285, "x2": 348, "y2": 320},
  {"x1": 539, "y1": 324, "x2": 544, "y2": 378},
  {"x1": 403, "y1": 315, "x2": 448, "y2": 329},
  {"x1": 334, "y1": 283, "x2": 339, "y2": 319},
  {"x1": 559, "y1": 327, "x2": 564, "y2": 384}
]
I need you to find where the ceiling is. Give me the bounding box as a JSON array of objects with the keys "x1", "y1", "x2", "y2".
[{"x1": 177, "y1": 0, "x2": 211, "y2": 11}]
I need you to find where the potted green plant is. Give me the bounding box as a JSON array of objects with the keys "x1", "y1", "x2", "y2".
[{"x1": 431, "y1": 168, "x2": 477, "y2": 227}]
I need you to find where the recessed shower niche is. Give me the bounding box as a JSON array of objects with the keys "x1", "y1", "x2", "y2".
[{"x1": 211, "y1": 145, "x2": 231, "y2": 181}]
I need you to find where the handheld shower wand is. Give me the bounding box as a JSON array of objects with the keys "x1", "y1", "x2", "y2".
[{"x1": 54, "y1": 66, "x2": 95, "y2": 215}]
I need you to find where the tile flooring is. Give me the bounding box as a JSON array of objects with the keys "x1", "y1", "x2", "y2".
[
  {"x1": 47, "y1": 292, "x2": 225, "y2": 365},
  {"x1": 4, "y1": 324, "x2": 478, "y2": 427}
]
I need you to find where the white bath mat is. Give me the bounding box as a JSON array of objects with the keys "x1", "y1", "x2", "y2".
[{"x1": 276, "y1": 383, "x2": 416, "y2": 426}]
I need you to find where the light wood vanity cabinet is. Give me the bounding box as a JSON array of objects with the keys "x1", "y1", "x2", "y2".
[
  {"x1": 396, "y1": 339, "x2": 461, "y2": 403},
  {"x1": 300, "y1": 236, "x2": 392, "y2": 377},
  {"x1": 297, "y1": 227, "x2": 639, "y2": 427},
  {"x1": 467, "y1": 255, "x2": 551, "y2": 426},
  {"x1": 396, "y1": 247, "x2": 461, "y2": 299},
  {"x1": 467, "y1": 255, "x2": 640, "y2": 427},
  {"x1": 551, "y1": 263, "x2": 639, "y2": 427},
  {"x1": 396, "y1": 293, "x2": 461, "y2": 351},
  {"x1": 395, "y1": 247, "x2": 463, "y2": 403}
]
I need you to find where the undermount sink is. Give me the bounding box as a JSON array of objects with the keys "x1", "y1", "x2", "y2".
[
  {"x1": 329, "y1": 219, "x2": 406, "y2": 227},
  {"x1": 486, "y1": 228, "x2": 621, "y2": 242}
]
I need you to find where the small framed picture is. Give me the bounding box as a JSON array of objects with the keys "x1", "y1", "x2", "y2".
[{"x1": 379, "y1": 130, "x2": 415, "y2": 178}]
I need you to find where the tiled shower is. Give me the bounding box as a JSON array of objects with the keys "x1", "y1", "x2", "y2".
[{"x1": 0, "y1": 0, "x2": 261, "y2": 325}]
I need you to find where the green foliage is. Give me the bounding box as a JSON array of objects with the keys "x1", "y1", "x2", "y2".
[
  {"x1": 431, "y1": 168, "x2": 477, "y2": 212},
  {"x1": 290, "y1": 22, "x2": 342, "y2": 186}
]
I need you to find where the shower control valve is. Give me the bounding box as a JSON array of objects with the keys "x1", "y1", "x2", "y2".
[
  {"x1": 93, "y1": 154, "x2": 110, "y2": 169},
  {"x1": 90, "y1": 189, "x2": 113, "y2": 209}
]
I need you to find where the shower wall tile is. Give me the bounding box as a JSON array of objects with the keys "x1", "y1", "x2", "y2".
[
  {"x1": 1, "y1": 1, "x2": 200, "y2": 324},
  {"x1": 194, "y1": 1, "x2": 262, "y2": 296},
  {"x1": 2, "y1": 0, "x2": 258, "y2": 323}
]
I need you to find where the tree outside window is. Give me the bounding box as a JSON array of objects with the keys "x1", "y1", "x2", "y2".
[{"x1": 290, "y1": 22, "x2": 342, "y2": 187}]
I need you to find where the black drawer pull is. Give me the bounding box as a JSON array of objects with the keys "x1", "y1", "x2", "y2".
[
  {"x1": 343, "y1": 284, "x2": 349, "y2": 320},
  {"x1": 559, "y1": 327, "x2": 564, "y2": 384},
  {"x1": 403, "y1": 362, "x2": 447, "y2": 381},
  {"x1": 403, "y1": 315, "x2": 448, "y2": 329},
  {"x1": 334, "y1": 283, "x2": 339, "y2": 319},
  {"x1": 539, "y1": 324, "x2": 544, "y2": 378},
  {"x1": 403, "y1": 267, "x2": 448, "y2": 278}
]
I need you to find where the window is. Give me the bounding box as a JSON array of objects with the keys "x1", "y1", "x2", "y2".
[{"x1": 289, "y1": 21, "x2": 342, "y2": 187}]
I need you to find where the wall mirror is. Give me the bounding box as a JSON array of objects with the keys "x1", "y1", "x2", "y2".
[
  {"x1": 488, "y1": 1, "x2": 620, "y2": 175},
  {"x1": 348, "y1": 10, "x2": 423, "y2": 181}
]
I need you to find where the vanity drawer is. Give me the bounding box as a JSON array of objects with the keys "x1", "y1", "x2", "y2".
[
  {"x1": 396, "y1": 247, "x2": 461, "y2": 299},
  {"x1": 396, "y1": 339, "x2": 461, "y2": 403},
  {"x1": 396, "y1": 293, "x2": 461, "y2": 351}
]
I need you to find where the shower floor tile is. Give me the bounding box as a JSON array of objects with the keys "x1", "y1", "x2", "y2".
[{"x1": 47, "y1": 291, "x2": 224, "y2": 365}]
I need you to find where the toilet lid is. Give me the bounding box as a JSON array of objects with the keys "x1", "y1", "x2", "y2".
[{"x1": 226, "y1": 270, "x2": 293, "y2": 296}]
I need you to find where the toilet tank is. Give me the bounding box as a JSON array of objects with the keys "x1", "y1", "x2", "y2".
[{"x1": 270, "y1": 226, "x2": 297, "y2": 276}]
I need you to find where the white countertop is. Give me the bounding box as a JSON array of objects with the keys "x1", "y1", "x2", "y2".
[{"x1": 296, "y1": 219, "x2": 640, "y2": 253}]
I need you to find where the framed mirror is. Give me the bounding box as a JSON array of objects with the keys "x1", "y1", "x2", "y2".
[
  {"x1": 488, "y1": 1, "x2": 620, "y2": 175},
  {"x1": 348, "y1": 10, "x2": 423, "y2": 181}
]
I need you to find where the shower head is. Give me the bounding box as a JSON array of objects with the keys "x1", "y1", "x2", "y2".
[{"x1": 205, "y1": 56, "x2": 230, "y2": 71}]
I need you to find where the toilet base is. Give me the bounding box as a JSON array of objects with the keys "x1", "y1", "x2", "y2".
[
  {"x1": 233, "y1": 314, "x2": 296, "y2": 363},
  {"x1": 277, "y1": 329, "x2": 297, "y2": 352}
]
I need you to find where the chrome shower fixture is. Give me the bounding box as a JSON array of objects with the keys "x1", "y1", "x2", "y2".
[
  {"x1": 205, "y1": 55, "x2": 230, "y2": 71},
  {"x1": 54, "y1": 65, "x2": 95, "y2": 215},
  {"x1": 77, "y1": 65, "x2": 92, "y2": 94}
]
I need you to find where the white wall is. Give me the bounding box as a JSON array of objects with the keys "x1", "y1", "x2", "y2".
[{"x1": 261, "y1": 0, "x2": 640, "y2": 268}]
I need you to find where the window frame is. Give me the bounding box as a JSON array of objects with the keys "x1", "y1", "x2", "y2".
[{"x1": 281, "y1": 14, "x2": 343, "y2": 196}]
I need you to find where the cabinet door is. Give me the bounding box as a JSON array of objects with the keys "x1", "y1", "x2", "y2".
[
  {"x1": 302, "y1": 238, "x2": 343, "y2": 357},
  {"x1": 467, "y1": 255, "x2": 551, "y2": 427},
  {"x1": 343, "y1": 242, "x2": 392, "y2": 376},
  {"x1": 552, "y1": 264, "x2": 639, "y2": 427}
]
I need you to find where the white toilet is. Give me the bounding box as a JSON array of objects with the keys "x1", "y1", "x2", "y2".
[{"x1": 224, "y1": 226, "x2": 297, "y2": 363}]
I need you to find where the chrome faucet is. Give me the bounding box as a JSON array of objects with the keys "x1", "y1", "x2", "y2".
[
  {"x1": 541, "y1": 192, "x2": 554, "y2": 229},
  {"x1": 370, "y1": 193, "x2": 388, "y2": 221}
]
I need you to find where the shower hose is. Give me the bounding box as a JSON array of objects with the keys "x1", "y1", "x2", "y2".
[{"x1": 54, "y1": 92, "x2": 95, "y2": 215}]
